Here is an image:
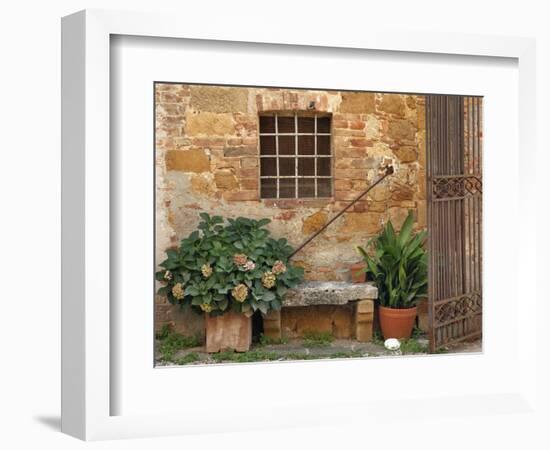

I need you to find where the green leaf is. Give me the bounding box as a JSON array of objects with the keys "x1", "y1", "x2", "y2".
[
  {"x1": 257, "y1": 301, "x2": 268, "y2": 315},
  {"x1": 185, "y1": 286, "x2": 199, "y2": 296},
  {"x1": 398, "y1": 211, "x2": 414, "y2": 247},
  {"x1": 262, "y1": 291, "x2": 276, "y2": 302}
]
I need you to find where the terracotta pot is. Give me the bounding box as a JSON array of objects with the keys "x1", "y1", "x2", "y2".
[
  {"x1": 349, "y1": 262, "x2": 367, "y2": 283},
  {"x1": 378, "y1": 305, "x2": 417, "y2": 339},
  {"x1": 205, "y1": 311, "x2": 251, "y2": 353}
]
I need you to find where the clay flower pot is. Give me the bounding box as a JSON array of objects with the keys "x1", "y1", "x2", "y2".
[
  {"x1": 378, "y1": 305, "x2": 417, "y2": 339},
  {"x1": 349, "y1": 262, "x2": 367, "y2": 283},
  {"x1": 205, "y1": 311, "x2": 252, "y2": 353}
]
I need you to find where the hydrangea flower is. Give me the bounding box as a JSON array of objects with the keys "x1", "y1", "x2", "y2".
[
  {"x1": 200, "y1": 303, "x2": 213, "y2": 313},
  {"x1": 262, "y1": 271, "x2": 276, "y2": 289},
  {"x1": 272, "y1": 260, "x2": 287, "y2": 275},
  {"x1": 233, "y1": 254, "x2": 248, "y2": 266},
  {"x1": 201, "y1": 263, "x2": 213, "y2": 278},
  {"x1": 172, "y1": 283, "x2": 185, "y2": 300},
  {"x1": 243, "y1": 260, "x2": 256, "y2": 272},
  {"x1": 231, "y1": 283, "x2": 249, "y2": 302}
]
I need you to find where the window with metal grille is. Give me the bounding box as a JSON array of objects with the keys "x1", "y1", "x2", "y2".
[{"x1": 259, "y1": 113, "x2": 332, "y2": 199}]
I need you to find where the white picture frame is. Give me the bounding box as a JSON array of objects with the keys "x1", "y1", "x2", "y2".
[{"x1": 61, "y1": 9, "x2": 538, "y2": 441}]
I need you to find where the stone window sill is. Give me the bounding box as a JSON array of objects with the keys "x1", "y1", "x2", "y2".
[{"x1": 262, "y1": 198, "x2": 334, "y2": 209}]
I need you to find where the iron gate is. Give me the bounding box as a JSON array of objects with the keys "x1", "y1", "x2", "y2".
[{"x1": 426, "y1": 95, "x2": 483, "y2": 352}]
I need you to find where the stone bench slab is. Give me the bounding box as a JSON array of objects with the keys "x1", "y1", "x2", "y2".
[{"x1": 282, "y1": 281, "x2": 377, "y2": 307}]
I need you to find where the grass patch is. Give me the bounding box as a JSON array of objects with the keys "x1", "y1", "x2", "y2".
[
  {"x1": 372, "y1": 330, "x2": 385, "y2": 345},
  {"x1": 211, "y1": 350, "x2": 283, "y2": 363},
  {"x1": 174, "y1": 352, "x2": 201, "y2": 365},
  {"x1": 399, "y1": 338, "x2": 429, "y2": 354},
  {"x1": 411, "y1": 325, "x2": 426, "y2": 339},
  {"x1": 157, "y1": 330, "x2": 201, "y2": 362},
  {"x1": 302, "y1": 330, "x2": 334, "y2": 347},
  {"x1": 258, "y1": 334, "x2": 289, "y2": 346},
  {"x1": 209, "y1": 348, "x2": 367, "y2": 364},
  {"x1": 433, "y1": 347, "x2": 449, "y2": 354},
  {"x1": 155, "y1": 324, "x2": 172, "y2": 340}
]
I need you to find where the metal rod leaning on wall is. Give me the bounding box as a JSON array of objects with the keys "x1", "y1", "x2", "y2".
[{"x1": 289, "y1": 164, "x2": 395, "y2": 260}]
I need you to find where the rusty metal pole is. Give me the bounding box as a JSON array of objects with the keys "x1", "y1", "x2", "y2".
[{"x1": 289, "y1": 164, "x2": 394, "y2": 260}]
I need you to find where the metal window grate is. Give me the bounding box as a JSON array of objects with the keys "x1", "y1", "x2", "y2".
[{"x1": 259, "y1": 113, "x2": 332, "y2": 199}]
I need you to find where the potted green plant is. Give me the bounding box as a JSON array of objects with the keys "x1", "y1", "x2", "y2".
[
  {"x1": 356, "y1": 211, "x2": 427, "y2": 339},
  {"x1": 156, "y1": 213, "x2": 304, "y2": 352},
  {"x1": 349, "y1": 261, "x2": 367, "y2": 283}
]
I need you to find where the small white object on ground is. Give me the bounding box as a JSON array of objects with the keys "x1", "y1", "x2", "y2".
[{"x1": 384, "y1": 338, "x2": 400, "y2": 351}]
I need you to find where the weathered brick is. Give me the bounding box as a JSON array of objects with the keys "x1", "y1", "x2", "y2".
[
  {"x1": 349, "y1": 120, "x2": 365, "y2": 130},
  {"x1": 240, "y1": 178, "x2": 259, "y2": 190},
  {"x1": 333, "y1": 119, "x2": 349, "y2": 129},
  {"x1": 350, "y1": 138, "x2": 373, "y2": 147},
  {"x1": 223, "y1": 190, "x2": 258, "y2": 201},
  {"x1": 334, "y1": 179, "x2": 353, "y2": 191},
  {"x1": 240, "y1": 157, "x2": 258, "y2": 168},
  {"x1": 224, "y1": 146, "x2": 257, "y2": 157},
  {"x1": 238, "y1": 167, "x2": 258, "y2": 178}
]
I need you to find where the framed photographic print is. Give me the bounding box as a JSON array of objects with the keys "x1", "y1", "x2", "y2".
[{"x1": 62, "y1": 9, "x2": 538, "y2": 441}]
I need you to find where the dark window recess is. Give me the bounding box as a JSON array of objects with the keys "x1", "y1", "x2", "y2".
[{"x1": 259, "y1": 113, "x2": 332, "y2": 199}]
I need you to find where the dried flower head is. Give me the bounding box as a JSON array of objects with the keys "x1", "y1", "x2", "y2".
[
  {"x1": 262, "y1": 271, "x2": 276, "y2": 289},
  {"x1": 163, "y1": 270, "x2": 173, "y2": 281},
  {"x1": 243, "y1": 260, "x2": 256, "y2": 272},
  {"x1": 233, "y1": 254, "x2": 248, "y2": 266},
  {"x1": 172, "y1": 283, "x2": 185, "y2": 300},
  {"x1": 201, "y1": 263, "x2": 213, "y2": 278},
  {"x1": 200, "y1": 303, "x2": 213, "y2": 313},
  {"x1": 231, "y1": 283, "x2": 249, "y2": 302},
  {"x1": 272, "y1": 260, "x2": 287, "y2": 275}
]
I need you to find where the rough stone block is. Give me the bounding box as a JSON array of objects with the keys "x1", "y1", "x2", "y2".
[
  {"x1": 190, "y1": 86, "x2": 248, "y2": 113},
  {"x1": 355, "y1": 299, "x2": 374, "y2": 342},
  {"x1": 186, "y1": 112, "x2": 234, "y2": 136},
  {"x1": 378, "y1": 95, "x2": 406, "y2": 116},
  {"x1": 214, "y1": 170, "x2": 239, "y2": 190},
  {"x1": 165, "y1": 149, "x2": 210, "y2": 172},
  {"x1": 340, "y1": 92, "x2": 375, "y2": 114},
  {"x1": 205, "y1": 311, "x2": 251, "y2": 353},
  {"x1": 340, "y1": 212, "x2": 382, "y2": 235},
  {"x1": 282, "y1": 281, "x2": 377, "y2": 307},
  {"x1": 393, "y1": 146, "x2": 417, "y2": 163},
  {"x1": 281, "y1": 305, "x2": 353, "y2": 339},
  {"x1": 262, "y1": 310, "x2": 282, "y2": 340},
  {"x1": 302, "y1": 211, "x2": 328, "y2": 235},
  {"x1": 388, "y1": 119, "x2": 416, "y2": 141}
]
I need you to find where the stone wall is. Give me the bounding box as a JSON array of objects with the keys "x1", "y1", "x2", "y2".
[{"x1": 155, "y1": 83, "x2": 426, "y2": 334}]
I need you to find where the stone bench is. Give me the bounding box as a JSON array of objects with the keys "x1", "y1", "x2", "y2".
[{"x1": 263, "y1": 281, "x2": 378, "y2": 342}]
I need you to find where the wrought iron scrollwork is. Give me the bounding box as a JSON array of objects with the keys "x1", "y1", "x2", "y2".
[{"x1": 432, "y1": 175, "x2": 482, "y2": 199}]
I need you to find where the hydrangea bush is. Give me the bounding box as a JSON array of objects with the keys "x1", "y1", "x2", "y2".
[{"x1": 156, "y1": 213, "x2": 304, "y2": 316}]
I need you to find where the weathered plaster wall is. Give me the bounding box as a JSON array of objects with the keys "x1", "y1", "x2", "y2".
[{"x1": 155, "y1": 84, "x2": 426, "y2": 333}]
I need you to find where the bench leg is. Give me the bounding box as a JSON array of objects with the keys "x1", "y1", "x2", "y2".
[
  {"x1": 355, "y1": 299, "x2": 374, "y2": 342},
  {"x1": 262, "y1": 310, "x2": 282, "y2": 340}
]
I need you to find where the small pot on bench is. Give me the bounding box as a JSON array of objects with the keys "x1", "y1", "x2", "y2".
[{"x1": 349, "y1": 262, "x2": 367, "y2": 283}]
